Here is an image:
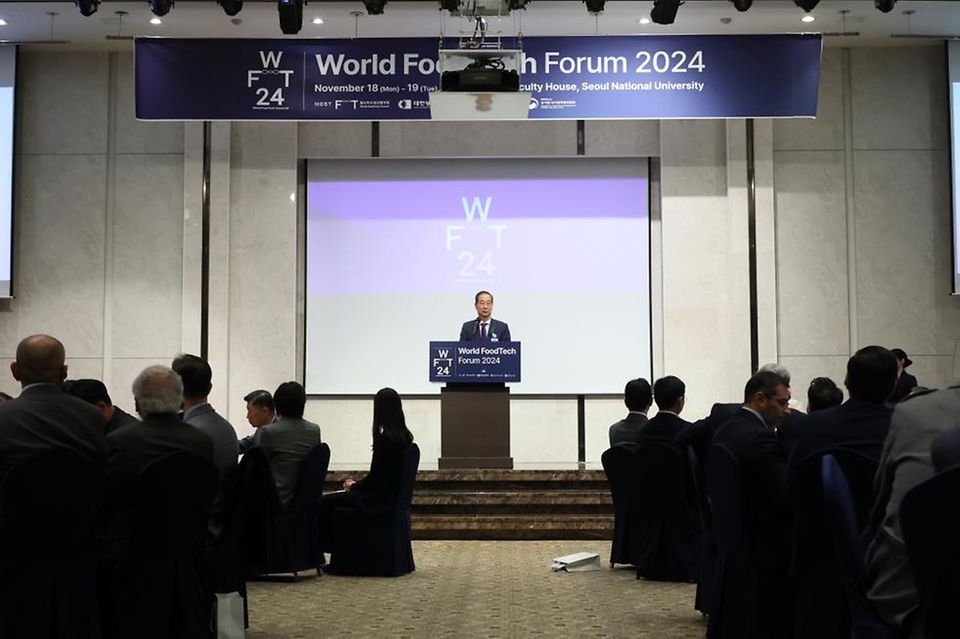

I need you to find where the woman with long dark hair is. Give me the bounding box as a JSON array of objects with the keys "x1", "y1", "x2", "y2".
[{"x1": 317, "y1": 387, "x2": 414, "y2": 550}]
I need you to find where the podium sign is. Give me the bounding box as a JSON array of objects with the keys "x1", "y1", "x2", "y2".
[{"x1": 429, "y1": 341, "x2": 521, "y2": 384}]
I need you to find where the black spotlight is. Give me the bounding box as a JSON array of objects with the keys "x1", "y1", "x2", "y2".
[
  {"x1": 148, "y1": 0, "x2": 174, "y2": 17},
  {"x1": 507, "y1": 0, "x2": 530, "y2": 9},
  {"x1": 439, "y1": 0, "x2": 459, "y2": 10},
  {"x1": 732, "y1": 0, "x2": 752, "y2": 11},
  {"x1": 875, "y1": 0, "x2": 897, "y2": 12},
  {"x1": 362, "y1": 0, "x2": 387, "y2": 14},
  {"x1": 584, "y1": 0, "x2": 605, "y2": 14},
  {"x1": 74, "y1": 0, "x2": 100, "y2": 16},
  {"x1": 218, "y1": 0, "x2": 244, "y2": 17},
  {"x1": 650, "y1": 0, "x2": 682, "y2": 25},
  {"x1": 278, "y1": 0, "x2": 303, "y2": 34},
  {"x1": 793, "y1": 0, "x2": 820, "y2": 12}
]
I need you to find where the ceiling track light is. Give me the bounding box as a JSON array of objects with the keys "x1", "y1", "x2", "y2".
[
  {"x1": 148, "y1": 0, "x2": 174, "y2": 18},
  {"x1": 218, "y1": 0, "x2": 244, "y2": 17},
  {"x1": 875, "y1": 0, "x2": 897, "y2": 12},
  {"x1": 277, "y1": 0, "x2": 303, "y2": 34},
  {"x1": 362, "y1": 0, "x2": 388, "y2": 15},
  {"x1": 650, "y1": 0, "x2": 682, "y2": 26},
  {"x1": 793, "y1": 0, "x2": 820, "y2": 13},
  {"x1": 74, "y1": 0, "x2": 100, "y2": 17},
  {"x1": 584, "y1": 0, "x2": 605, "y2": 14},
  {"x1": 731, "y1": 0, "x2": 752, "y2": 12},
  {"x1": 507, "y1": 0, "x2": 530, "y2": 9},
  {"x1": 439, "y1": 0, "x2": 459, "y2": 10}
]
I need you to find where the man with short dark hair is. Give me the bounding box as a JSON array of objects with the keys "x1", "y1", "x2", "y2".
[
  {"x1": 459, "y1": 291, "x2": 511, "y2": 342},
  {"x1": 789, "y1": 346, "x2": 898, "y2": 468},
  {"x1": 64, "y1": 378, "x2": 139, "y2": 435},
  {"x1": 0, "y1": 335, "x2": 105, "y2": 490},
  {"x1": 888, "y1": 348, "x2": 919, "y2": 403},
  {"x1": 238, "y1": 389, "x2": 275, "y2": 455},
  {"x1": 171, "y1": 353, "x2": 238, "y2": 537},
  {"x1": 710, "y1": 370, "x2": 795, "y2": 634},
  {"x1": 806, "y1": 377, "x2": 844, "y2": 413},
  {"x1": 258, "y1": 381, "x2": 321, "y2": 509},
  {"x1": 637, "y1": 376, "x2": 689, "y2": 447},
  {"x1": 608, "y1": 378, "x2": 652, "y2": 450}
]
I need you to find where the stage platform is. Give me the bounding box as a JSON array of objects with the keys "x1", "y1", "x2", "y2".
[{"x1": 325, "y1": 469, "x2": 613, "y2": 540}]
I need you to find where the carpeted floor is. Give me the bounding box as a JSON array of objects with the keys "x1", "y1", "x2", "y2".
[{"x1": 246, "y1": 540, "x2": 706, "y2": 638}]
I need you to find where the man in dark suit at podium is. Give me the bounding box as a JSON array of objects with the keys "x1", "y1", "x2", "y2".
[{"x1": 460, "y1": 291, "x2": 511, "y2": 342}]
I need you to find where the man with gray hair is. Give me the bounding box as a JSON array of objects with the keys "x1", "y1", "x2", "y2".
[{"x1": 100, "y1": 365, "x2": 215, "y2": 566}]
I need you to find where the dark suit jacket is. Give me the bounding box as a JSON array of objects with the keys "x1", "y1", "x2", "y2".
[
  {"x1": 787, "y1": 397, "x2": 891, "y2": 471},
  {"x1": 459, "y1": 318, "x2": 511, "y2": 342},
  {"x1": 638, "y1": 411, "x2": 690, "y2": 448},
  {"x1": 711, "y1": 408, "x2": 794, "y2": 573},
  {"x1": 676, "y1": 402, "x2": 738, "y2": 466},
  {"x1": 0, "y1": 384, "x2": 106, "y2": 491},
  {"x1": 351, "y1": 438, "x2": 411, "y2": 515},
  {"x1": 890, "y1": 371, "x2": 919, "y2": 403},
  {"x1": 100, "y1": 413, "x2": 215, "y2": 564},
  {"x1": 182, "y1": 402, "x2": 239, "y2": 536},
  {"x1": 609, "y1": 412, "x2": 647, "y2": 450},
  {"x1": 105, "y1": 406, "x2": 139, "y2": 435},
  {"x1": 258, "y1": 417, "x2": 321, "y2": 510}
]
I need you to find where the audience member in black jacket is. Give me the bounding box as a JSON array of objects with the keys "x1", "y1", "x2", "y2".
[{"x1": 318, "y1": 387, "x2": 414, "y2": 549}]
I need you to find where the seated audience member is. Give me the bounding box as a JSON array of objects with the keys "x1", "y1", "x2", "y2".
[
  {"x1": 0, "y1": 335, "x2": 105, "y2": 490},
  {"x1": 64, "y1": 378, "x2": 139, "y2": 434},
  {"x1": 100, "y1": 366, "x2": 214, "y2": 568},
  {"x1": 889, "y1": 348, "x2": 919, "y2": 403},
  {"x1": 172, "y1": 353, "x2": 239, "y2": 537},
  {"x1": 789, "y1": 346, "x2": 898, "y2": 469},
  {"x1": 608, "y1": 378, "x2": 652, "y2": 450},
  {"x1": 866, "y1": 383, "x2": 960, "y2": 631},
  {"x1": 238, "y1": 389, "x2": 275, "y2": 455},
  {"x1": 318, "y1": 388, "x2": 414, "y2": 549},
  {"x1": 258, "y1": 382, "x2": 321, "y2": 509},
  {"x1": 711, "y1": 371, "x2": 794, "y2": 580},
  {"x1": 806, "y1": 377, "x2": 843, "y2": 413},
  {"x1": 638, "y1": 376, "x2": 690, "y2": 447},
  {"x1": 0, "y1": 391, "x2": 12, "y2": 402}
]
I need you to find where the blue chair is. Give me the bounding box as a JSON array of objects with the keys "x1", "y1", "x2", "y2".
[
  {"x1": 329, "y1": 443, "x2": 420, "y2": 577},
  {"x1": 0, "y1": 449, "x2": 103, "y2": 639},
  {"x1": 633, "y1": 442, "x2": 698, "y2": 582},
  {"x1": 705, "y1": 444, "x2": 759, "y2": 639},
  {"x1": 790, "y1": 449, "x2": 879, "y2": 639},
  {"x1": 601, "y1": 446, "x2": 639, "y2": 567},
  {"x1": 687, "y1": 445, "x2": 717, "y2": 616},
  {"x1": 100, "y1": 452, "x2": 219, "y2": 639},
  {"x1": 900, "y1": 465, "x2": 960, "y2": 639},
  {"x1": 243, "y1": 443, "x2": 331, "y2": 578},
  {"x1": 821, "y1": 454, "x2": 900, "y2": 639}
]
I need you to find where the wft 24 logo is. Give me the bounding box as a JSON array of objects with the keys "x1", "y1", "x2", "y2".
[{"x1": 247, "y1": 50, "x2": 294, "y2": 111}]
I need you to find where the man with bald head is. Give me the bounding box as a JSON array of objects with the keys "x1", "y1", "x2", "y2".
[{"x1": 0, "y1": 334, "x2": 105, "y2": 487}]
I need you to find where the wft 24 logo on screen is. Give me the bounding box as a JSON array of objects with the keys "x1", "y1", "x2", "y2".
[{"x1": 247, "y1": 50, "x2": 295, "y2": 111}]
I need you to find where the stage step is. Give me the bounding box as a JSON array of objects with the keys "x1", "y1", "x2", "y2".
[{"x1": 325, "y1": 469, "x2": 614, "y2": 540}]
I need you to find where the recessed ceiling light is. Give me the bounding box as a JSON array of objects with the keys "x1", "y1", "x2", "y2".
[
  {"x1": 0, "y1": 19, "x2": 8, "y2": 26},
  {"x1": 801, "y1": 15, "x2": 816, "y2": 23},
  {"x1": 638, "y1": 17, "x2": 651, "y2": 25},
  {"x1": 150, "y1": 16, "x2": 162, "y2": 25},
  {"x1": 312, "y1": 16, "x2": 324, "y2": 25}
]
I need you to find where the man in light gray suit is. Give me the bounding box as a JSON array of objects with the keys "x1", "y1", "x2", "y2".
[
  {"x1": 258, "y1": 381, "x2": 321, "y2": 510},
  {"x1": 866, "y1": 384, "x2": 951, "y2": 633},
  {"x1": 172, "y1": 353, "x2": 239, "y2": 538}
]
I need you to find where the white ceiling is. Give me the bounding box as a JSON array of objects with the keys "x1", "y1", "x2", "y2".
[{"x1": 0, "y1": 0, "x2": 957, "y2": 50}]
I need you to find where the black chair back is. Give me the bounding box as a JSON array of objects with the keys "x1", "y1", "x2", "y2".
[
  {"x1": 901, "y1": 465, "x2": 960, "y2": 639},
  {"x1": 821, "y1": 454, "x2": 899, "y2": 639},
  {"x1": 705, "y1": 444, "x2": 758, "y2": 639},
  {"x1": 601, "y1": 446, "x2": 638, "y2": 566},
  {"x1": 281, "y1": 443, "x2": 331, "y2": 570},
  {"x1": 0, "y1": 449, "x2": 103, "y2": 639},
  {"x1": 688, "y1": 445, "x2": 717, "y2": 616},
  {"x1": 633, "y1": 442, "x2": 698, "y2": 581},
  {"x1": 102, "y1": 452, "x2": 218, "y2": 639}
]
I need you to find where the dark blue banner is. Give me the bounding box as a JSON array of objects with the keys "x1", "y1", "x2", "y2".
[
  {"x1": 429, "y1": 341, "x2": 521, "y2": 384},
  {"x1": 135, "y1": 34, "x2": 821, "y2": 121}
]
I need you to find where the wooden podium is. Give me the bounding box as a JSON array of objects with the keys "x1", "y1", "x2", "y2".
[{"x1": 429, "y1": 341, "x2": 520, "y2": 470}]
